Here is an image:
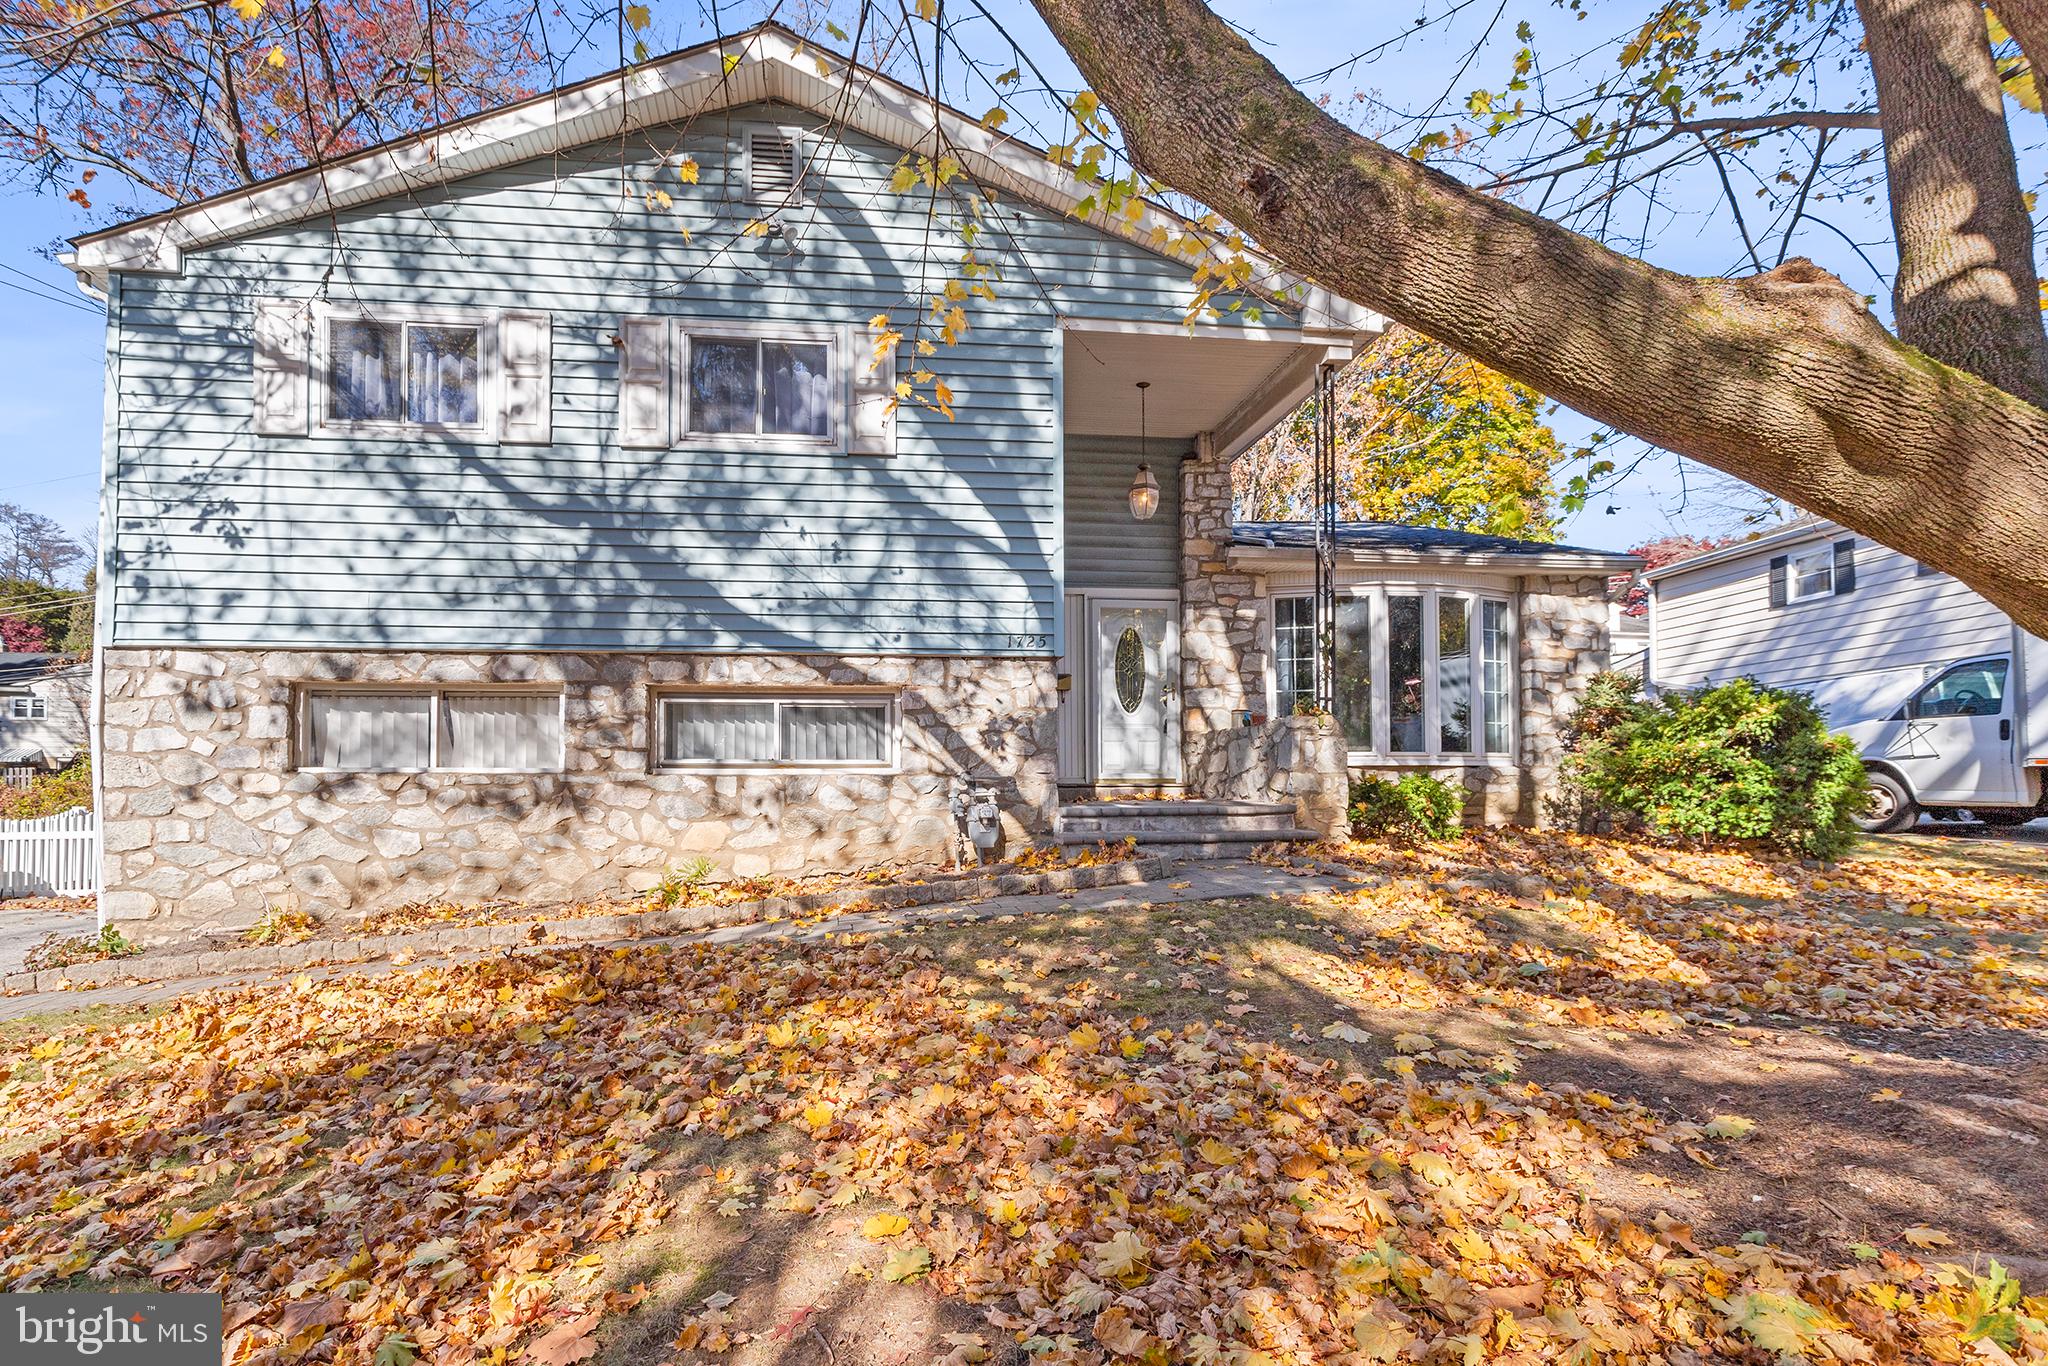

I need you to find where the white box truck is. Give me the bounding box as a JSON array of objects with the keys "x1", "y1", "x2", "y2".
[{"x1": 1646, "y1": 519, "x2": 2047, "y2": 832}]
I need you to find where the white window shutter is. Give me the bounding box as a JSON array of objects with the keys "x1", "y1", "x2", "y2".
[
  {"x1": 498, "y1": 311, "x2": 552, "y2": 444},
  {"x1": 252, "y1": 297, "x2": 310, "y2": 435},
  {"x1": 848, "y1": 328, "x2": 898, "y2": 457},
  {"x1": 618, "y1": 317, "x2": 671, "y2": 449}
]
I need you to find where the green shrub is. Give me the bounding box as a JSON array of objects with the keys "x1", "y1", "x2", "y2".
[
  {"x1": 1349, "y1": 772, "x2": 1464, "y2": 841},
  {"x1": 0, "y1": 757, "x2": 91, "y2": 820},
  {"x1": 1563, "y1": 676, "x2": 1867, "y2": 859}
]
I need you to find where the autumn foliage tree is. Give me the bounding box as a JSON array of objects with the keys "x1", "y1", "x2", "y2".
[
  {"x1": 0, "y1": 0, "x2": 540, "y2": 208},
  {"x1": 1233, "y1": 328, "x2": 1561, "y2": 538}
]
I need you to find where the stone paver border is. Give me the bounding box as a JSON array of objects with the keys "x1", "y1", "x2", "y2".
[{"x1": 1, "y1": 856, "x2": 1169, "y2": 997}]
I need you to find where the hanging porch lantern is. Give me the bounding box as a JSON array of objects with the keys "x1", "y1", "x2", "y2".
[{"x1": 1128, "y1": 380, "x2": 1160, "y2": 521}]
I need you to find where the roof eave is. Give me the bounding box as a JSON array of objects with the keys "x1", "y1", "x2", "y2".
[
  {"x1": 1641, "y1": 518, "x2": 1843, "y2": 583},
  {"x1": 65, "y1": 24, "x2": 1383, "y2": 335}
]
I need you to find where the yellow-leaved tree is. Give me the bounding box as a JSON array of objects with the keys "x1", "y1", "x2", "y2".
[{"x1": 1232, "y1": 328, "x2": 1561, "y2": 539}]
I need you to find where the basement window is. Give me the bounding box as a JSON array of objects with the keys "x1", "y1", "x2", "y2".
[
  {"x1": 300, "y1": 689, "x2": 563, "y2": 772},
  {"x1": 656, "y1": 694, "x2": 896, "y2": 770}
]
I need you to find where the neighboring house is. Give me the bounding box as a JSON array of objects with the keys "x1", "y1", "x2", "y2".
[
  {"x1": 1608, "y1": 603, "x2": 1650, "y2": 681},
  {"x1": 65, "y1": 24, "x2": 1628, "y2": 938},
  {"x1": 1646, "y1": 517, "x2": 2048, "y2": 824},
  {"x1": 0, "y1": 653, "x2": 90, "y2": 780}
]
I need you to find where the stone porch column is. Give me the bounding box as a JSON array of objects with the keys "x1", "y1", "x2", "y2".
[
  {"x1": 1179, "y1": 432, "x2": 1266, "y2": 756},
  {"x1": 1515, "y1": 572, "x2": 1614, "y2": 824}
]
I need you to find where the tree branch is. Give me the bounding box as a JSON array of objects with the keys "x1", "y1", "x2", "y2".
[{"x1": 1025, "y1": 0, "x2": 2048, "y2": 636}]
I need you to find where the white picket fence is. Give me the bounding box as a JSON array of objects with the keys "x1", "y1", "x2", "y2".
[{"x1": 0, "y1": 806, "x2": 98, "y2": 898}]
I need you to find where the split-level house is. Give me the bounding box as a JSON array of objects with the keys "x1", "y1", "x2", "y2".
[{"x1": 64, "y1": 24, "x2": 1633, "y2": 938}]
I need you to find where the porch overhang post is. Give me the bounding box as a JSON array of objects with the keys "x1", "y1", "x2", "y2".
[{"x1": 1312, "y1": 360, "x2": 1339, "y2": 715}]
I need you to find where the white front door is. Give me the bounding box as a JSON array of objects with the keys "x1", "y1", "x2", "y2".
[
  {"x1": 1880, "y1": 656, "x2": 2023, "y2": 804},
  {"x1": 1093, "y1": 600, "x2": 1180, "y2": 781}
]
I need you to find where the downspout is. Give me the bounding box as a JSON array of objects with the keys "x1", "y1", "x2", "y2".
[{"x1": 88, "y1": 270, "x2": 119, "y2": 929}]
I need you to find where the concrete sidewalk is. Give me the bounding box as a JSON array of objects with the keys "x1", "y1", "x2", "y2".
[
  {"x1": 0, "y1": 859, "x2": 1359, "y2": 1024},
  {"x1": 0, "y1": 903, "x2": 95, "y2": 977}
]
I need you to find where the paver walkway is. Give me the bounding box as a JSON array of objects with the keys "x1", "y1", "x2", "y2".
[{"x1": 0, "y1": 859, "x2": 1356, "y2": 1024}]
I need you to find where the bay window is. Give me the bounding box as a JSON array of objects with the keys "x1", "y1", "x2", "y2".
[{"x1": 1272, "y1": 587, "x2": 1515, "y2": 760}]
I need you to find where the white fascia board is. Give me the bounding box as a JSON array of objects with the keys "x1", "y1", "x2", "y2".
[
  {"x1": 67, "y1": 22, "x2": 1385, "y2": 339},
  {"x1": 1229, "y1": 544, "x2": 1645, "y2": 575}
]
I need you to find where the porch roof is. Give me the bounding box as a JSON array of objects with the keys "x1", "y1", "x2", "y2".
[{"x1": 1230, "y1": 521, "x2": 1641, "y2": 575}]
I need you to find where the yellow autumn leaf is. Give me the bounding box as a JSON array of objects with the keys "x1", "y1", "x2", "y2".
[
  {"x1": 1067, "y1": 1022, "x2": 1101, "y2": 1053},
  {"x1": 229, "y1": 0, "x2": 261, "y2": 17},
  {"x1": 1901, "y1": 1225, "x2": 1953, "y2": 1248},
  {"x1": 862, "y1": 1212, "x2": 909, "y2": 1239},
  {"x1": 802, "y1": 1102, "x2": 833, "y2": 1129},
  {"x1": 264, "y1": 46, "x2": 286, "y2": 68},
  {"x1": 1198, "y1": 1137, "x2": 1237, "y2": 1165}
]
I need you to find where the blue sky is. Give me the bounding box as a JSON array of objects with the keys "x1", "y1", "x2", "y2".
[{"x1": 0, "y1": 0, "x2": 1909, "y2": 567}]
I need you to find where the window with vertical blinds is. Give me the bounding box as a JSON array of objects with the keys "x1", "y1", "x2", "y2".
[
  {"x1": 657, "y1": 695, "x2": 895, "y2": 769},
  {"x1": 301, "y1": 690, "x2": 561, "y2": 771},
  {"x1": 441, "y1": 693, "x2": 563, "y2": 770}
]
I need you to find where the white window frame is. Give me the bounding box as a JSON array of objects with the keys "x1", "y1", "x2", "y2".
[
  {"x1": 1787, "y1": 545, "x2": 1836, "y2": 603},
  {"x1": 296, "y1": 687, "x2": 564, "y2": 774},
  {"x1": 675, "y1": 320, "x2": 844, "y2": 453},
  {"x1": 653, "y1": 691, "x2": 899, "y2": 773},
  {"x1": 1269, "y1": 585, "x2": 1518, "y2": 764},
  {"x1": 311, "y1": 303, "x2": 501, "y2": 441}
]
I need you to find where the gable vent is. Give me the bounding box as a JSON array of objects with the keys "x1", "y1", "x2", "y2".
[{"x1": 748, "y1": 131, "x2": 801, "y2": 203}]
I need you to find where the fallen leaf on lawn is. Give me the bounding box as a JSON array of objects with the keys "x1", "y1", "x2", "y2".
[
  {"x1": 1321, "y1": 1021, "x2": 1373, "y2": 1044},
  {"x1": 1870, "y1": 1088, "x2": 1902, "y2": 1103},
  {"x1": 1392, "y1": 1031, "x2": 1434, "y2": 1053},
  {"x1": 527, "y1": 1312, "x2": 600, "y2": 1365},
  {"x1": 881, "y1": 1246, "x2": 931, "y2": 1282},
  {"x1": 1705, "y1": 1114, "x2": 1756, "y2": 1139},
  {"x1": 1092, "y1": 1306, "x2": 1153, "y2": 1356},
  {"x1": 1901, "y1": 1226, "x2": 1953, "y2": 1249},
  {"x1": 862, "y1": 1212, "x2": 909, "y2": 1239}
]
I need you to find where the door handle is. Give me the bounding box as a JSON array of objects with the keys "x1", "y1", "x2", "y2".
[{"x1": 2001, "y1": 718, "x2": 2012, "y2": 741}]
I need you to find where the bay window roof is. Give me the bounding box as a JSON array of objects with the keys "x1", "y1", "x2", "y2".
[{"x1": 1231, "y1": 521, "x2": 1641, "y2": 575}]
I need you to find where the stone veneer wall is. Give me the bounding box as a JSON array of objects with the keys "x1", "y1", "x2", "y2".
[
  {"x1": 1179, "y1": 434, "x2": 1267, "y2": 745},
  {"x1": 1184, "y1": 715, "x2": 1350, "y2": 839},
  {"x1": 98, "y1": 649, "x2": 1057, "y2": 939}
]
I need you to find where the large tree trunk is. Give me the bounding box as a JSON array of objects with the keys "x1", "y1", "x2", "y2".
[
  {"x1": 1026, "y1": 0, "x2": 2048, "y2": 638},
  {"x1": 1859, "y1": 0, "x2": 2048, "y2": 405}
]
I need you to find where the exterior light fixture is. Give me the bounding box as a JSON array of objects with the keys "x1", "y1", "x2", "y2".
[{"x1": 1128, "y1": 380, "x2": 1160, "y2": 521}]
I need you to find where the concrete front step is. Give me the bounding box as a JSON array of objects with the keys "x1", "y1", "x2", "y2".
[
  {"x1": 1062, "y1": 810, "x2": 1303, "y2": 835},
  {"x1": 1057, "y1": 799, "x2": 1320, "y2": 859},
  {"x1": 1059, "y1": 828, "x2": 1322, "y2": 857}
]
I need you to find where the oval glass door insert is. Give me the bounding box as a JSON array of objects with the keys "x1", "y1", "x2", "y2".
[{"x1": 1114, "y1": 626, "x2": 1146, "y2": 713}]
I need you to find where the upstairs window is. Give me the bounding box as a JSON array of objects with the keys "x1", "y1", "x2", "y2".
[
  {"x1": 323, "y1": 314, "x2": 487, "y2": 433},
  {"x1": 10, "y1": 696, "x2": 46, "y2": 720},
  {"x1": 685, "y1": 334, "x2": 833, "y2": 440},
  {"x1": 1788, "y1": 545, "x2": 1834, "y2": 602}
]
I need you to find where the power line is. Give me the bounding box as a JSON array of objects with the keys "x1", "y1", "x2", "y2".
[
  {"x1": 0, "y1": 268, "x2": 100, "y2": 317},
  {"x1": 0, "y1": 472, "x2": 96, "y2": 495}
]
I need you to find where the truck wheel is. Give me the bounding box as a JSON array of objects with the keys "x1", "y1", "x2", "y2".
[
  {"x1": 1973, "y1": 808, "x2": 2038, "y2": 828},
  {"x1": 1858, "y1": 771, "x2": 1918, "y2": 834}
]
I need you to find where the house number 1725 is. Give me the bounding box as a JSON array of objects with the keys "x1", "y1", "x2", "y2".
[{"x1": 1006, "y1": 634, "x2": 1051, "y2": 651}]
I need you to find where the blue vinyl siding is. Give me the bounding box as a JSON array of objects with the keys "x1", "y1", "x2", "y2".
[
  {"x1": 106, "y1": 105, "x2": 1296, "y2": 654},
  {"x1": 1063, "y1": 435, "x2": 1183, "y2": 591}
]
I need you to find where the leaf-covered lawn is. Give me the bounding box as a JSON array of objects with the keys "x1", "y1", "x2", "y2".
[{"x1": 1, "y1": 832, "x2": 2044, "y2": 1366}]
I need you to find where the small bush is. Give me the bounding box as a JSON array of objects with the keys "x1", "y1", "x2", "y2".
[
  {"x1": 1563, "y1": 675, "x2": 1867, "y2": 859},
  {"x1": 0, "y1": 757, "x2": 91, "y2": 820},
  {"x1": 1349, "y1": 772, "x2": 1464, "y2": 841}
]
